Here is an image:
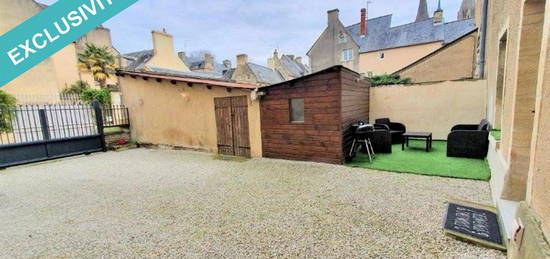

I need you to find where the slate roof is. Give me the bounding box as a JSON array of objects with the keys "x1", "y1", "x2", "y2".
[
  {"x1": 123, "y1": 50, "x2": 227, "y2": 81},
  {"x1": 183, "y1": 55, "x2": 227, "y2": 73},
  {"x1": 124, "y1": 50, "x2": 154, "y2": 71},
  {"x1": 248, "y1": 63, "x2": 284, "y2": 84},
  {"x1": 345, "y1": 15, "x2": 476, "y2": 53},
  {"x1": 148, "y1": 67, "x2": 226, "y2": 80},
  {"x1": 280, "y1": 55, "x2": 310, "y2": 78}
]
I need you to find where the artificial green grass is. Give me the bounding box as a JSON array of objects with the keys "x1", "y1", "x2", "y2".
[
  {"x1": 346, "y1": 140, "x2": 491, "y2": 181},
  {"x1": 490, "y1": 129, "x2": 501, "y2": 141}
]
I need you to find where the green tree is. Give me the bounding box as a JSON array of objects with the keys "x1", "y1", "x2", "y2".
[
  {"x1": 62, "y1": 80, "x2": 90, "y2": 95},
  {"x1": 78, "y1": 43, "x2": 117, "y2": 88},
  {"x1": 0, "y1": 90, "x2": 16, "y2": 133},
  {"x1": 81, "y1": 89, "x2": 111, "y2": 106},
  {"x1": 369, "y1": 74, "x2": 412, "y2": 87}
]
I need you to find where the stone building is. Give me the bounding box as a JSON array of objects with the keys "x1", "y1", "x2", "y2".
[
  {"x1": 479, "y1": 0, "x2": 550, "y2": 257},
  {"x1": 267, "y1": 50, "x2": 310, "y2": 81},
  {"x1": 0, "y1": 0, "x2": 121, "y2": 103},
  {"x1": 225, "y1": 54, "x2": 283, "y2": 87},
  {"x1": 307, "y1": 0, "x2": 477, "y2": 76}
]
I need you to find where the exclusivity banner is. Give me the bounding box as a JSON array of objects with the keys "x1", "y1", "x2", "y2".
[{"x1": 0, "y1": 0, "x2": 138, "y2": 87}]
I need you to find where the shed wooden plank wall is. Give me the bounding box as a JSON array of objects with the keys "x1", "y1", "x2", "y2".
[
  {"x1": 341, "y1": 69, "x2": 371, "y2": 157},
  {"x1": 260, "y1": 68, "x2": 344, "y2": 164}
]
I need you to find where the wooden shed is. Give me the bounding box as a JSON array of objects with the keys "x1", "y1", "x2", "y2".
[{"x1": 260, "y1": 65, "x2": 370, "y2": 164}]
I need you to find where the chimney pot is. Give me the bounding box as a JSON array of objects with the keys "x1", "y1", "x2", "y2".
[
  {"x1": 360, "y1": 8, "x2": 367, "y2": 37},
  {"x1": 237, "y1": 54, "x2": 248, "y2": 67}
]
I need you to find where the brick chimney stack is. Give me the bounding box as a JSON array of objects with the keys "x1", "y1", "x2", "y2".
[{"x1": 360, "y1": 8, "x2": 367, "y2": 37}]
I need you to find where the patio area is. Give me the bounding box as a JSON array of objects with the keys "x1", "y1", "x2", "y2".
[
  {"x1": 0, "y1": 148, "x2": 503, "y2": 257},
  {"x1": 346, "y1": 140, "x2": 491, "y2": 180}
]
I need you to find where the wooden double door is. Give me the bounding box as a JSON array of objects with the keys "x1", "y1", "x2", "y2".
[{"x1": 214, "y1": 96, "x2": 251, "y2": 157}]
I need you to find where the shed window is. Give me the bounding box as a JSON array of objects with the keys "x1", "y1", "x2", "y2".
[
  {"x1": 342, "y1": 48, "x2": 353, "y2": 62},
  {"x1": 290, "y1": 99, "x2": 304, "y2": 123}
]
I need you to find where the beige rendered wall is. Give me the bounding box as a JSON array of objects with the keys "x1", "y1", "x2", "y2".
[
  {"x1": 50, "y1": 44, "x2": 81, "y2": 91},
  {"x1": 398, "y1": 32, "x2": 477, "y2": 83},
  {"x1": 369, "y1": 80, "x2": 487, "y2": 140},
  {"x1": 359, "y1": 41, "x2": 443, "y2": 75},
  {"x1": 145, "y1": 31, "x2": 190, "y2": 72},
  {"x1": 0, "y1": 0, "x2": 59, "y2": 101},
  {"x1": 527, "y1": 0, "x2": 550, "y2": 240},
  {"x1": 120, "y1": 77, "x2": 262, "y2": 158}
]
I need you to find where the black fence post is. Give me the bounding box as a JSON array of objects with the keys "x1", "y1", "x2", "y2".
[
  {"x1": 92, "y1": 100, "x2": 107, "y2": 152},
  {"x1": 38, "y1": 109, "x2": 50, "y2": 141}
]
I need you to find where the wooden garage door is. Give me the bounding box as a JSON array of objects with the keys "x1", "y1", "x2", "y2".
[{"x1": 214, "y1": 96, "x2": 251, "y2": 157}]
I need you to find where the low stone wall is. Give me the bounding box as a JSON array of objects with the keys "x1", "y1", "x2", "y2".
[
  {"x1": 369, "y1": 80, "x2": 488, "y2": 140},
  {"x1": 105, "y1": 128, "x2": 131, "y2": 149}
]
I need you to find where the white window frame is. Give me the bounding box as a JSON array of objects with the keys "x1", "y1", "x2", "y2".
[{"x1": 342, "y1": 48, "x2": 353, "y2": 62}]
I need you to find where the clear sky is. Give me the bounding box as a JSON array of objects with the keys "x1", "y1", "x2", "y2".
[{"x1": 39, "y1": 0, "x2": 464, "y2": 66}]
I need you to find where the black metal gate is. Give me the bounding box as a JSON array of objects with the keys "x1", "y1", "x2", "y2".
[{"x1": 0, "y1": 100, "x2": 123, "y2": 169}]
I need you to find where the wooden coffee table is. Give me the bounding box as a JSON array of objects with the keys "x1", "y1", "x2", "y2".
[{"x1": 402, "y1": 132, "x2": 433, "y2": 152}]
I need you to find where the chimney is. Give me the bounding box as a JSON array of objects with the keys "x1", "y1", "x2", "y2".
[
  {"x1": 237, "y1": 54, "x2": 248, "y2": 67},
  {"x1": 204, "y1": 53, "x2": 214, "y2": 72},
  {"x1": 295, "y1": 57, "x2": 303, "y2": 64},
  {"x1": 360, "y1": 8, "x2": 367, "y2": 37},
  {"x1": 327, "y1": 9, "x2": 339, "y2": 26},
  {"x1": 178, "y1": 51, "x2": 186, "y2": 63},
  {"x1": 223, "y1": 59, "x2": 232, "y2": 69},
  {"x1": 150, "y1": 30, "x2": 189, "y2": 71}
]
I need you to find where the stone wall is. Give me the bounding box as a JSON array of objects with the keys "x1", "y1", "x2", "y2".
[{"x1": 397, "y1": 31, "x2": 477, "y2": 83}]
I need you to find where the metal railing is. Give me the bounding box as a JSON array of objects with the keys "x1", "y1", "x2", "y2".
[
  {"x1": 0, "y1": 104, "x2": 130, "y2": 146},
  {"x1": 102, "y1": 105, "x2": 130, "y2": 128}
]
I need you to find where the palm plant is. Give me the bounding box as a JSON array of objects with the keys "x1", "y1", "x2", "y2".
[{"x1": 78, "y1": 43, "x2": 116, "y2": 88}]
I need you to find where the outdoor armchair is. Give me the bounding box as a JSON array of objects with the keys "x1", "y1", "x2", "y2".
[
  {"x1": 375, "y1": 118, "x2": 406, "y2": 144},
  {"x1": 447, "y1": 119, "x2": 491, "y2": 159}
]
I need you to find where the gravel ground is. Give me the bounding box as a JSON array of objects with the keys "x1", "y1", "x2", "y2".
[{"x1": 0, "y1": 148, "x2": 505, "y2": 258}]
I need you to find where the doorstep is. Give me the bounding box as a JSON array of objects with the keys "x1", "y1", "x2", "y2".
[{"x1": 497, "y1": 198, "x2": 520, "y2": 240}]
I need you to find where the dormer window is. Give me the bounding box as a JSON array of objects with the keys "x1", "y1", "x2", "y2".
[{"x1": 338, "y1": 32, "x2": 347, "y2": 44}]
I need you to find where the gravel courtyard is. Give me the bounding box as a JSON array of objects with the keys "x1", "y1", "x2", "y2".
[{"x1": 0, "y1": 148, "x2": 504, "y2": 258}]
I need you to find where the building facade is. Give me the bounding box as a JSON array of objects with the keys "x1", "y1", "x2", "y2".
[
  {"x1": 267, "y1": 50, "x2": 311, "y2": 81},
  {"x1": 481, "y1": 0, "x2": 550, "y2": 257},
  {"x1": 307, "y1": 0, "x2": 477, "y2": 76}
]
